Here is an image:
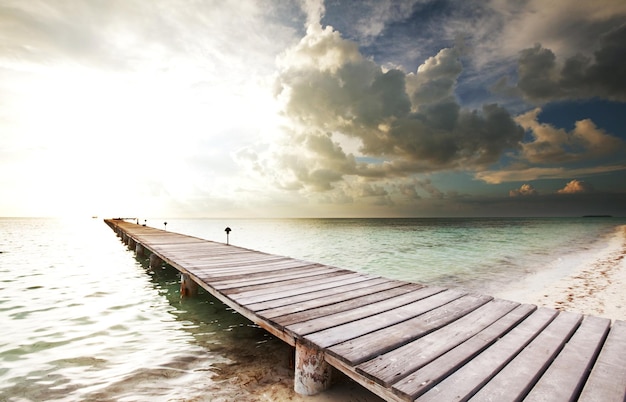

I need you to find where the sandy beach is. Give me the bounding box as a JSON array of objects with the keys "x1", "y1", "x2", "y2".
[{"x1": 496, "y1": 224, "x2": 626, "y2": 321}]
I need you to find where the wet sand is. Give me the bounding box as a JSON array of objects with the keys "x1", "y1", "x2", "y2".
[
  {"x1": 496, "y1": 225, "x2": 626, "y2": 321},
  {"x1": 200, "y1": 342, "x2": 384, "y2": 402}
]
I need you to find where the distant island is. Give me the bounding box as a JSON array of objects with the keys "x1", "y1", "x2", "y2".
[{"x1": 582, "y1": 215, "x2": 613, "y2": 218}]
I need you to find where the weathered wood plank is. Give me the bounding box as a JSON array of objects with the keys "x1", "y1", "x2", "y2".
[
  {"x1": 524, "y1": 315, "x2": 610, "y2": 402},
  {"x1": 391, "y1": 303, "x2": 536, "y2": 400},
  {"x1": 327, "y1": 291, "x2": 490, "y2": 366},
  {"x1": 220, "y1": 270, "x2": 353, "y2": 295},
  {"x1": 468, "y1": 310, "x2": 583, "y2": 401},
  {"x1": 246, "y1": 278, "x2": 394, "y2": 310},
  {"x1": 286, "y1": 286, "x2": 453, "y2": 337},
  {"x1": 303, "y1": 287, "x2": 462, "y2": 349},
  {"x1": 208, "y1": 265, "x2": 333, "y2": 287},
  {"x1": 356, "y1": 298, "x2": 517, "y2": 387},
  {"x1": 578, "y1": 319, "x2": 626, "y2": 402},
  {"x1": 174, "y1": 257, "x2": 310, "y2": 278},
  {"x1": 232, "y1": 273, "x2": 374, "y2": 305},
  {"x1": 176, "y1": 261, "x2": 309, "y2": 275},
  {"x1": 175, "y1": 255, "x2": 293, "y2": 268},
  {"x1": 273, "y1": 284, "x2": 430, "y2": 328},
  {"x1": 185, "y1": 259, "x2": 317, "y2": 276},
  {"x1": 415, "y1": 307, "x2": 558, "y2": 402}
]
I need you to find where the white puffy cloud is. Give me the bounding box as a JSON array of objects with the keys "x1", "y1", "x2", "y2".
[
  {"x1": 557, "y1": 179, "x2": 594, "y2": 194},
  {"x1": 509, "y1": 184, "x2": 538, "y2": 197}
]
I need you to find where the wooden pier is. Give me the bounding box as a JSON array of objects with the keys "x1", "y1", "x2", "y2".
[{"x1": 105, "y1": 219, "x2": 625, "y2": 401}]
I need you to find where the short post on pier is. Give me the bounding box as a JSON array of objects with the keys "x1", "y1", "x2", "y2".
[
  {"x1": 294, "y1": 341, "x2": 332, "y2": 395},
  {"x1": 180, "y1": 273, "x2": 198, "y2": 298}
]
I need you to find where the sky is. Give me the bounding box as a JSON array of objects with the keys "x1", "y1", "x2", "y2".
[{"x1": 1, "y1": 0, "x2": 625, "y2": 218}]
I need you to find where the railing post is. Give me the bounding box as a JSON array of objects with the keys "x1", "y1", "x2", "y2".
[{"x1": 294, "y1": 341, "x2": 332, "y2": 395}]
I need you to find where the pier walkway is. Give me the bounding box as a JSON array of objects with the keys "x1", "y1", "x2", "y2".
[{"x1": 105, "y1": 219, "x2": 625, "y2": 401}]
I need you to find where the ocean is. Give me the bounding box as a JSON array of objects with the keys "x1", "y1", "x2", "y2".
[{"x1": 1, "y1": 217, "x2": 625, "y2": 401}]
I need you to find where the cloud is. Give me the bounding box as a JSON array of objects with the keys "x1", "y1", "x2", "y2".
[
  {"x1": 475, "y1": 106, "x2": 626, "y2": 184},
  {"x1": 514, "y1": 108, "x2": 626, "y2": 164},
  {"x1": 327, "y1": 0, "x2": 422, "y2": 42},
  {"x1": 476, "y1": 164, "x2": 626, "y2": 184},
  {"x1": 496, "y1": 23, "x2": 626, "y2": 104},
  {"x1": 557, "y1": 179, "x2": 594, "y2": 194},
  {"x1": 509, "y1": 184, "x2": 538, "y2": 197},
  {"x1": 273, "y1": 12, "x2": 524, "y2": 197}
]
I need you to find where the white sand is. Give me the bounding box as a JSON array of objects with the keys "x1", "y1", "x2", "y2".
[{"x1": 496, "y1": 225, "x2": 626, "y2": 321}]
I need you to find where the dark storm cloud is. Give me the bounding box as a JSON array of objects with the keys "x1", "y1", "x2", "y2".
[
  {"x1": 275, "y1": 23, "x2": 524, "y2": 192},
  {"x1": 499, "y1": 23, "x2": 626, "y2": 104}
]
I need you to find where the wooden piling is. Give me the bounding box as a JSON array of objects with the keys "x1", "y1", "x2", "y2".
[
  {"x1": 135, "y1": 242, "x2": 144, "y2": 257},
  {"x1": 180, "y1": 273, "x2": 198, "y2": 297},
  {"x1": 294, "y1": 341, "x2": 332, "y2": 395},
  {"x1": 149, "y1": 253, "x2": 162, "y2": 269}
]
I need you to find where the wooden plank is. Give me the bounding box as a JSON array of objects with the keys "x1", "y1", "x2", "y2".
[
  {"x1": 391, "y1": 303, "x2": 536, "y2": 400},
  {"x1": 524, "y1": 315, "x2": 610, "y2": 402},
  {"x1": 220, "y1": 270, "x2": 353, "y2": 295},
  {"x1": 303, "y1": 287, "x2": 464, "y2": 349},
  {"x1": 415, "y1": 307, "x2": 558, "y2": 402},
  {"x1": 175, "y1": 258, "x2": 308, "y2": 272},
  {"x1": 248, "y1": 278, "x2": 398, "y2": 311},
  {"x1": 273, "y1": 284, "x2": 429, "y2": 328},
  {"x1": 211, "y1": 265, "x2": 338, "y2": 289},
  {"x1": 171, "y1": 248, "x2": 283, "y2": 259},
  {"x1": 286, "y1": 286, "x2": 457, "y2": 337},
  {"x1": 232, "y1": 273, "x2": 374, "y2": 305},
  {"x1": 221, "y1": 271, "x2": 360, "y2": 299},
  {"x1": 202, "y1": 261, "x2": 328, "y2": 277},
  {"x1": 578, "y1": 319, "x2": 626, "y2": 402},
  {"x1": 327, "y1": 291, "x2": 490, "y2": 366},
  {"x1": 468, "y1": 310, "x2": 583, "y2": 401},
  {"x1": 211, "y1": 266, "x2": 338, "y2": 287},
  {"x1": 174, "y1": 254, "x2": 291, "y2": 266},
  {"x1": 356, "y1": 298, "x2": 517, "y2": 387},
  {"x1": 186, "y1": 260, "x2": 317, "y2": 277},
  {"x1": 176, "y1": 255, "x2": 292, "y2": 267}
]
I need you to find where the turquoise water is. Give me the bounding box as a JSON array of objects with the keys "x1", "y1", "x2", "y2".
[
  {"x1": 156, "y1": 217, "x2": 626, "y2": 293},
  {"x1": 1, "y1": 217, "x2": 624, "y2": 401}
]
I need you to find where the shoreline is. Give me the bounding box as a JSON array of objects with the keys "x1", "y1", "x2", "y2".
[{"x1": 495, "y1": 224, "x2": 626, "y2": 321}]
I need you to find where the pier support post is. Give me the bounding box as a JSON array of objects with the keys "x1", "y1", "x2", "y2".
[
  {"x1": 128, "y1": 237, "x2": 136, "y2": 250},
  {"x1": 180, "y1": 273, "x2": 198, "y2": 297},
  {"x1": 294, "y1": 341, "x2": 332, "y2": 395},
  {"x1": 135, "y1": 243, "x2": 144, "y2": 257},
  {"x1": 149, "y1": 254, "x2": 162, "y2": 269}
]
